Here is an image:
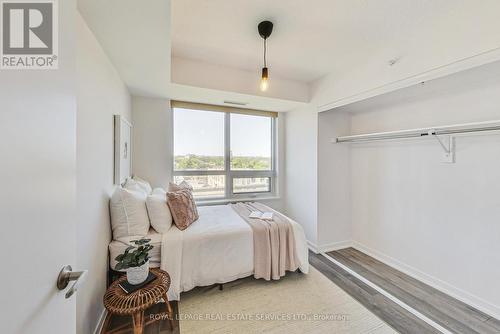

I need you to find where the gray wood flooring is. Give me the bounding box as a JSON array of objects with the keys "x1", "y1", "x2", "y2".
[
  {"x1": 310, "y1": 251, "x2": 441, "y2": 334},
  {"x1": 324, "y1": 248, "x2": 500, "y2": 334}
]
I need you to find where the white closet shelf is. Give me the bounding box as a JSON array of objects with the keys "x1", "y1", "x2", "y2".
[{"x1": 332, "y1": 120, "x2": 500, "y2": 144}]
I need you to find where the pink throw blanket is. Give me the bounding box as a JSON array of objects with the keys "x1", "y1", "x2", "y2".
[{"x1": 231, "y1": 202, "x2": 298, "y2": 280}]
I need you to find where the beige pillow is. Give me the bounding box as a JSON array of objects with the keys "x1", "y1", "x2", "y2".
[
  {"x1": 167, "y1": 189, "x2": 199, "y2": 230},
  {"x1": 133, "y1": 176, "x2": 153, "y2": 194},
  {"x1": 125, "y1": 177, "x2": 152, "y2": 195},
  {"x1": 146, "y1": 189, "x2": 173, "y2": 234},
  {"x1": 152, "y1": 187, "x2": 167, "y2": 195},
  {"x1": 110, "y1": 187, "x2": 150, "y2": 239}
]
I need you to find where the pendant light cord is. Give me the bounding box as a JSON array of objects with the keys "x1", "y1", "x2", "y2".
[{"x1": 263, "y1": 38, "x2": 267, "y2": 67}]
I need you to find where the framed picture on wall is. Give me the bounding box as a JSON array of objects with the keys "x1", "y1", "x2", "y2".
[{"x1": 114, "y1": 115, "x2": 133, "y2": 185}]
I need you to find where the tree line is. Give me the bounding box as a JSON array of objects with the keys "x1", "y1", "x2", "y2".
[{"x1": 175, "y1": 155, "x2": 271, "y2": 170}]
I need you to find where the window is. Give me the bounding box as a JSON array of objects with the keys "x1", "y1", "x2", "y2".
[
  {"x1": 230, "y1": 113, "x2": 272, "y2": 171},
  {"x1": 233, "y1": 177, "x2": 271, "y2": 194},
  {"x1": 173, "y1": 102, "x2": 277, "y2": 201}
]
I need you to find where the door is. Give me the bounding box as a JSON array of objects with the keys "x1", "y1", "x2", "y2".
[{"x1": 0, "y1": 1, "x2": 77, "y2": 333}]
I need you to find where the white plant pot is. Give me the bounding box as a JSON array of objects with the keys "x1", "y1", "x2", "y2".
[{"x1": 126, "y1": 260, "x2": 149, "y2": 285}]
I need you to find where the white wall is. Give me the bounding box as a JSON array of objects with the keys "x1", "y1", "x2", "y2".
[
  {"x1": 132, "y1": 96, "x2": 173, "y2": 188},
  {"x1": 76, "y1": 13, "x2": 131, "y2": 334},
  {"x1": 317, "y1": 111, "x2": 351, "y2": 249},
  {"x1": 265, "y1": 114, "x2": 287, "y2": 212},
  {"x1": 344, "y1": 60, "x2": 500, "y2": 318},
  {"x1": 284, "y1": 106, "x2": 318, "y2": 246},
  {"x1": 287, "y1": 108, "x2": 353, "y2": 252}
]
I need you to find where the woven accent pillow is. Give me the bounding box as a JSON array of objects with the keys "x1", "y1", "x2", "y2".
[{"x1": 167, "y1": 189, "x2": 199, "y2": 230}]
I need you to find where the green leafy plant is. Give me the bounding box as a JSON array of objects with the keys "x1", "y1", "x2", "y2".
[{"x1": 115, "y1": 238, "x2": 153, "y2": 270}]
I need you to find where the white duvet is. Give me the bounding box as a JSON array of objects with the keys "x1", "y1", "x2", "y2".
[{"x1": 161, "y1": 204, "x2": 309, "y2": 300}]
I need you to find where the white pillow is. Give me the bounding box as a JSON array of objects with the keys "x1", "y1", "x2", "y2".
[
  {"x1": 123, "y1": 179, "x2": 143, "y2": 193},
  {"x1": 124, "y1": 177, "x2": 152, "y2": 195},
  {"x1": 110, "y1": 187, "x2": 150, "y2": 239},
  {"x1": 133, "y1": 176, "x2": 152, "y2": 194},
  {"x1": 146, "y1": 189, "x2": 173, "y2": 234},
  {"x1": 152, "y1": 187, "x2": 166, "y2": 195}
]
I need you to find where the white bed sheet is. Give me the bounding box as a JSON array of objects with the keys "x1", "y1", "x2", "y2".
[{"x1": 161, "y1": 204, "x2": 309, "y2": 300}]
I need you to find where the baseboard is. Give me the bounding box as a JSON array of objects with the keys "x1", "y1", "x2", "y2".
[
  {"x1": 351, "y1": 240, "x2": 500, "y2": 320},
  {"x1": 307, "y1": 240, "x2": 352, "y2": 253},
  {"x1": 306, "y1": 240, "x2": 320, "y2": 254},
  {"x1": 320, "y1": 240, "x2": 352, "y2": 253},
  {"x1": 93, "y1": 309, "x2": 107, "y2": 334}
]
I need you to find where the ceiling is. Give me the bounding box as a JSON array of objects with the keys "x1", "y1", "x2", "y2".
[
  {"x1": 172, "y1": 0, "x2": 457, "y2": 83},
  {"x1": 78, "y1": 0, "x2": 500, "y2": 111},
  {"x1": 78, "y1": 0, "x2": 171, "y2": 97},
  {"x1": 338, "y1": 59, "x2": 500, "y2": 114},
  {"x1": 77, "y1": 0, "x2": 307, "y2": 111}
]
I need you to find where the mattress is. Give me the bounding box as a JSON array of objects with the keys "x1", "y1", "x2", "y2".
[
  {"x1": 161, "y1": 204, "x2": 309, "y2": 300},
  {"x1": 109, "y1": 228, "x2": 162, "y2": 271}
]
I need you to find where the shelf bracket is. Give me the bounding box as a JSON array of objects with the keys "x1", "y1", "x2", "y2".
[{"x1": 429, "y1": 130, "x2": 455, "y2": 163}]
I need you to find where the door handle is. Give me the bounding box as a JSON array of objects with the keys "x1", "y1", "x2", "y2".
[{"x1": 57, "y1": 265, "x2": 88, "y2": 299}]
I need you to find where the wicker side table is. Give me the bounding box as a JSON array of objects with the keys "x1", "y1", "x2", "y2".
[{"x1": 103, "y1": 268, "x2": 174, "y2": 334}]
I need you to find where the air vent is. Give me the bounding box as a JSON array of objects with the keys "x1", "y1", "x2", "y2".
[{"x1": 223, "y1": 100, "x2": 248, "y2": 106}]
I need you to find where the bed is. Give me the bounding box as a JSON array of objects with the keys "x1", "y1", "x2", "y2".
[{"x1": 110, "y1": 204, "x2": 309, "y2": 301}]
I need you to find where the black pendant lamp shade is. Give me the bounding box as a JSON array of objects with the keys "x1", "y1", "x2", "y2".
[
  {"x1": 258, "y1": 21, "x2": 273, "y2": 91},
  {"x1": 258, "y1": 21, "x2": 274, "y2": 39}
]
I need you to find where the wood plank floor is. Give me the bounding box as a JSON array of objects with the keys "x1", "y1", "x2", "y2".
[
  {"x1": 309, "y1": 251, "x2": 441, "y2": 334},
  {"x1": 102, "y1": 301, "x2": 179, "y2": 334},
  {"x1": 326, "y1": 248, "x2": 500, "y2": 334}
]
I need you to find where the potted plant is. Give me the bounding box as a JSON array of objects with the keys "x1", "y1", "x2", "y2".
[{"x1": 115, "y1": 238, "x2": 153, "y2": 285}]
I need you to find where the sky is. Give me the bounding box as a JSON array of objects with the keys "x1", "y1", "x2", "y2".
[{"x1": 173, "y1": 108, "x2": 272, "y2": 157}]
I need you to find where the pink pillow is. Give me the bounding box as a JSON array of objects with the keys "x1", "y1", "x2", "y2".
[{"x1": 167, "y1": 189, "x2": 199, "y2": 230}]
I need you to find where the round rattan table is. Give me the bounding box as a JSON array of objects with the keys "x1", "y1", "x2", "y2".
[{"x1": 103, "y1": 268, "x2": 174, "y2": 334}]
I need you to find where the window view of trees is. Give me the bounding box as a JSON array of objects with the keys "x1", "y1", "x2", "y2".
[
  {"x1": 174, "y1": 155, "x2": 224, "y2": 170},
  {"x1": 175, "y1": 154, "x2": 271, "y2": 171},
  {"x1": 231, "y1": 156, "x2": 271, "y2": 170},
  {"x1": 173, "y1": 106, "x2": 275, "y2": 199}
]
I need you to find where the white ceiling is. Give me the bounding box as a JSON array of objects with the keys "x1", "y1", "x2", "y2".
[
  {"x1": 172, "y1": 0, "x2": 457, "y2": 83},
  {"x1": 78, "y1": 0, "x2": 171, "y2": 97},
  {"x1": 79, "y1": 0, "x2": 500, "y2": 111},
  {"x1": 77, "y1": 0, "x2": 307, "y2": 111},
  {"x1": 337, "y1": 59, "x2": 500, "y2": 114}
]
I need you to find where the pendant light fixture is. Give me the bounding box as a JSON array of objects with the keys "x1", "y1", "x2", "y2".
[{"x1": 258, "y1": 21, "x2": 273, "y2": 91}]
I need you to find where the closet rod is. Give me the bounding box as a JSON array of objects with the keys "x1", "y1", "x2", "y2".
[{"x1": 334, "y1": 121, "x2": 500, "y2": 143}]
